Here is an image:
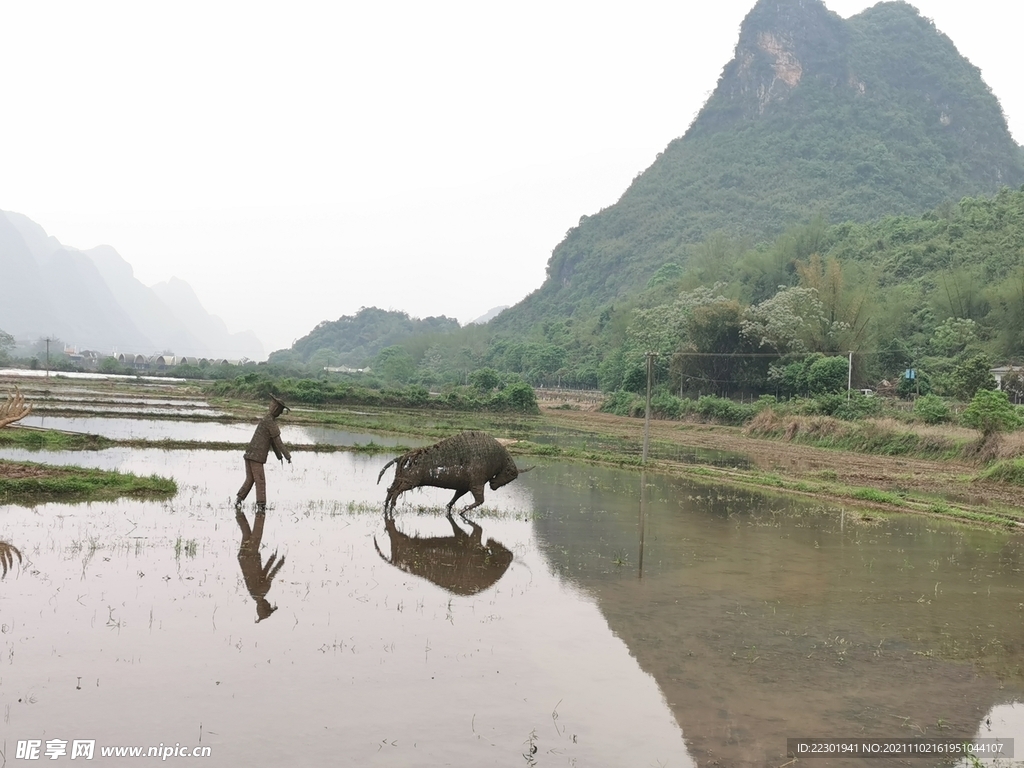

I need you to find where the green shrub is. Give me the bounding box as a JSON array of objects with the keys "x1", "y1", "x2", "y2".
[
  {"x1": 293, "y1": 378, "x2": 328, "y2": 404},
  {"x1": 174, "y1": 363, "x2": 203, "y2": 379},
  {"x1": 834, "y1": 393, "x2": 881, "y2": 420},
  {"x1": 961, "y1": 389, "x2": 1020, "y2": 435},
  {"x1": 99, "y1": 357, "x2": 129, "y2": 375},
  {"x1": 980, "y1": 458, "x2": 1024, "y2": 485},
  {"x1": 850, "y1": 487, "x2": 904, "y2": 505},
  {"x1": 913, "y1": 394, "x2": 950, "y2": 424},
  {"x1": 951, "y1": 354, "x2": 997, "y2": 401},
  {"x1": 810, "y1": 394, "x2": 847, "y2": 417},
  {"x1": 469, "y1": 367, "x2": 501, "y2": 392},
  {"x1": 492, "y1": 381, "x2": 539, "y2": 413},
  {"x1": 695, "y1": 395, "x2": 757, "y2": 425},
  {"x1": 807, "y1": 356, "x2": 849, "y2": 394},
  {"x1": 650, "y1": 391, "x2": 684, "y2": 418},
  {"x1": 403, "y1": 385, "x2": 430, "y2": 406},
  {"x1": 601, "y1": 390, "x2": 639, "y2": 416}
]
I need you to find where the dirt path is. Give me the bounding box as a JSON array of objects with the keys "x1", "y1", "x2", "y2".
[{"x1": 0, "y1": 461, "x2": 70, "y2": 480}]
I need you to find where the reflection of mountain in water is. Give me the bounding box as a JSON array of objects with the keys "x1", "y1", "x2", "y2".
[
  {"x1": 528, "y1": 464, "x2": 1024, "y2": 767},
  {"x1": 375, "y1": 514, "x2": 513, "y2": 596}
]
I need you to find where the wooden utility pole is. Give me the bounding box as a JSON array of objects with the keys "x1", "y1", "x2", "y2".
[{"x1": 44, "y1": 336, "x2": 55, "y2": 379}]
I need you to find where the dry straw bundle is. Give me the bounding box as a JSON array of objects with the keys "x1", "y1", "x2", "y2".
[{"x1": 0, "y1": 387, "x2": 32, "y2": 429}]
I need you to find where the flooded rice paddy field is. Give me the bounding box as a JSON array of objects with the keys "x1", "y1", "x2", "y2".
[
  {"x1": 2, "y1": 421, "x2": 1024, "y2": 765},
  {"x1": 26, "y1": 404, "x2": 228, "y2": 418},
  {"x1": 18, "y1": 415, "x2": 424, "y2": 449},
  {"x1": 21, "y1": 393, "x2": 211, "y2": 408},
  {"x1": 9, "y1": 377, "x2": 226, "y2": 418}
]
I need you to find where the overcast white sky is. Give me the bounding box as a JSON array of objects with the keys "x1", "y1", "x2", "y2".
[{"x1": 1, "y1": 0, "x2": 1021, "y2": 357}]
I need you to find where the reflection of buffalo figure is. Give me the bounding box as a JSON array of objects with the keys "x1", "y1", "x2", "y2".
[{"x1": 374, "y1": 514, "x2": 513, "y2": 595}]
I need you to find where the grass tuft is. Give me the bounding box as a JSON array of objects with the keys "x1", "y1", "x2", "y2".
[{"x1": 0, "y1": 459, "x2": 176, "y2": 503}]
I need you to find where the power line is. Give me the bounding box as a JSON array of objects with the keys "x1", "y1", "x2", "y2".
[{"x1": 670, "y1": 350, "x2": 891, "y2": 358}]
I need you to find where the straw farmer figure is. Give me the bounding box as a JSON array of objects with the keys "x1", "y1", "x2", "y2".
[{"x1": 235, "y1": 396, "x2": 292, "y2": 509}]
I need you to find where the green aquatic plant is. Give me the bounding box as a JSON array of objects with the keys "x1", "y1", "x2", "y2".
[
  {"x1": 174, "y1": 537, "x2": 198, "y2": 559},
  {"x1": 0, "y1": 460, "x2": 176, "y2": 502},
  {"x1": 0, "y1": 428, "x2": 111, "y2": 451},
  {"x1": 849, "y1": 488, "x2": 905, "y2": 505}
]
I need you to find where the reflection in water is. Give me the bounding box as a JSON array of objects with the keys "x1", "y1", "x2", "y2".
[
  {"x1": 6, "y1": 444, "x2": 1023, "y2": 766},
  {"x1": 0, "y1": 450, "x2": 693, "y2": 767},
  {"x1": 20, "y1": 415, "x2": 426, "y2": 449},
  {"x1": 374, "y1": 513, "x2": 513, "y2": 595},
  {"x1": 531, "y1": 468, "x2": 1024, "y2": 767},
  {"x1": 0, "y1": 539, "x2": 21, "y2": 578},
  {"x1": 638, "y1": 470, "x2": 646, "y2": 580},
  {"x1": 235, "y1": 511, "x2": 285, "y2": 622}
]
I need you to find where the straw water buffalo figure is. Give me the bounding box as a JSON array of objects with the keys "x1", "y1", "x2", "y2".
[
  {"x1": 374, "y1": 514, "x2": 513, "y2": 595},
  {"x1": 377, "y1": 430, "x2": 530, "y2": 513}
]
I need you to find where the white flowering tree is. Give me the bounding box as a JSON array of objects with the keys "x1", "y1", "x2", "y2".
[{"x1": 741, "y1": 286, "x2": 850, "y2": 355}]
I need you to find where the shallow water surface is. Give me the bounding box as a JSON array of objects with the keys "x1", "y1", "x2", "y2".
[
  {"x1": 30, "y1": 403, "x2": 227, "y2": 417},
  {"x1": 1, "y1": 446, "x2": 1022, "y2": 766},
  {"x1": 0, "y1": 368, "x2": 185, "y2": 383},
  {"x1": 18, "y1": 415, "x2": 424, "y2": 448},
  {"x1": 0, "y1": 449, "x2": 688, "y2": 766}
]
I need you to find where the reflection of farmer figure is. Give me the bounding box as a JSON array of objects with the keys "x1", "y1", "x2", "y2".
[
  {"x1": 236, "y1": 510, "x2": 285, "y2": 622},
  {"x1": 235, "y1": 396, "x2": 291, "y2": 509}
]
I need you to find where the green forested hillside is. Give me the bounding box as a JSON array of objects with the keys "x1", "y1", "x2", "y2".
[
  {"x1": 826, "y1": 187, "x2": 1024, "y2": 359},
  {"x1": 265, "y1": 187, "x2": 1024, "y2": 401},
  {"x1": 599, "y1": 186, "x2": 1024, "y2": 397},
  {"x1": 268, "y1": 0, "x2": 1024, "y2": 403},
  {"x1": 268, "y1": 307, "x2": 460, "y2": 368},
  {"x1": 495, "y1": 0, "x2": 1024, "y2": 333},
  {"x1": 446, "y1": 187, "x2": 1022, "y2": 397}
]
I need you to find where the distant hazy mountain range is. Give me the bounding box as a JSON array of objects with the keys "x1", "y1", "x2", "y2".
[
  {"x1": 0, "y1": 210, "x2": 263, "y2": 360},
  {"x1": 469, "y1": 306, "x2": 508, "y2": 325}
]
